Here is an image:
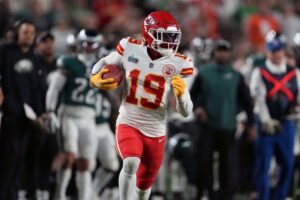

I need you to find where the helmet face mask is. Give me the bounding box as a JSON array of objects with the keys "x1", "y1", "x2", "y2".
[
  {"x1": 142, "y1": 11, "x2": 181, "y2": 56},
  {"x1": 81, "y1": 40, "x2": 100, "y2": 53},
  {"x1": 77, "y1": 29, "x2": 103, "y2": 54},
  {"x1": 148, "y1": 28, "x2": 181, "y2": 56}
]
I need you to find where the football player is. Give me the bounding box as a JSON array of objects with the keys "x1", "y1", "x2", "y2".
[
  {"x1": 90, "y1": 11, "x2": 194, "y2": 200},
  {"x1": 92, "y1": 93, "x2": 120, "y2": 198},
  {"x1": 46, "y1": 29, "x2": 102, "y2": 200}
]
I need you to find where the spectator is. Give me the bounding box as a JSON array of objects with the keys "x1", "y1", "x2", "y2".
[
  {"x1": 25, "y1": 31, "x2": 59, "y2": 200},
  {"x1": 0, "y1": 27, "x2": 15, "y2": 45},
  {"x1": 51, "y1": 15, "x2": 75, "y2": 56},
  {"x1": 293, "y1": 32, "x2": 300, "y2": 67},
  {"x1": 92, "y1": 0, "x2": 125, "y2": 30},
  {"x1": 245, "y1": 1, "x2": 281, "y2": 53},
  {"x1": 191, "y1": 39, "x2": 256, "y2": 200},
  {"x1": 281, "y1": 3, "x2": 300, "y2": 46}
]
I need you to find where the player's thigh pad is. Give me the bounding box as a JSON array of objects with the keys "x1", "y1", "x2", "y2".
[
  {"x1": 96, "y1": 123, "x2": 119, "y2": 171},
  {"x1": 77, "y1": 117, "x2": 97, "y2": 160},
  {"x1": 136, "y1": 135, "x2": 166, "y2": 190},
  {"x1": 116, "y1": 124, "x2": 144, "y2": 159},
  {"x1": 61, "y1": 115, "x2": 79, "y2": 155}
]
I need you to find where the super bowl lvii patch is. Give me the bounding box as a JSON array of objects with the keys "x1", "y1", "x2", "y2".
[{"x1": 128, "y1": 55, "x2": 139, "y2": 63}]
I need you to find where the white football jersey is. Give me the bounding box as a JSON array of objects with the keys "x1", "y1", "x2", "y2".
[{"x1": 114, "y1": 37, "x2": 194, "y2": 137}]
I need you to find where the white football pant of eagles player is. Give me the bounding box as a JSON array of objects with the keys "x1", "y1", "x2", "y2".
[
  {"x1": 46, "y1": 29, "x2": 103, "y2": 200},
  {"x1": 92, "y1": 94, "x2": 120, "y2": 198}
]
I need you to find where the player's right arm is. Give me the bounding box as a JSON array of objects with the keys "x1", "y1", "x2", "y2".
[
  {"x1": 44, "y1": 57, "x2": 69, "y2": 133},
  {"x1": 90, "y1": 38, "x2": 127, "y2": 90},
  {"x1": 46, "y1": 59, "x2": 69, "y2": 112}
]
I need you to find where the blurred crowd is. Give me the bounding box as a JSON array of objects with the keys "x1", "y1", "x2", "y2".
[
  {"x1": 1, "y1": 0, "x2": 300, "y2": 55},
  {"x1": 1, "y1": 0, "x2": 300, "y2": 200}
]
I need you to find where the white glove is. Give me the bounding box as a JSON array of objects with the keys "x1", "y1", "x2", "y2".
[
  {"x1": 43, "y1": 112, "x2": 60, "y2": 134},
  {"x1": 286, "y1": 113, "x2": 300, "y2": 121},
  {"x1": 261, "y1": 119, "x2": 281, "y2": 134}
]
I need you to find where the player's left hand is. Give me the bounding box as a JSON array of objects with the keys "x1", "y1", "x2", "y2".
[{"x1": 171, "y1": 75, "x2": 185, "y2": 98}]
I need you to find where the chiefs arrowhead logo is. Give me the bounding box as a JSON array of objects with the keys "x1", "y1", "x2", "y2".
[
  {"x1": 162, "y1": 64, "x2": 175, "y2": 77},
  {"x1": 144, "y1": 16, "x2": 155, "y2": 26}
]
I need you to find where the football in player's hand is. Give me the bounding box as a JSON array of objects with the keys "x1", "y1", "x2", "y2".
[{"x1": 101, "y1": 64, "x2": 124, "y2": 86}]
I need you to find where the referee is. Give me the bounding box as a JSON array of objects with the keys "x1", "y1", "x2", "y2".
[{"x1": 0, "y1": 20, "x2": 43, "y2": 200}]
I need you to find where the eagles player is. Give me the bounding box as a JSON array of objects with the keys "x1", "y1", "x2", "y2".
[
  {"x1": 46, "y1": 29, "x2": 102, "y2": 200},
  {"x1": 92, "y1": 93, "x2": 120, "y2": 198},
  {"x1": 90, "y1": 11, "x2": 194, "y2": 200}
]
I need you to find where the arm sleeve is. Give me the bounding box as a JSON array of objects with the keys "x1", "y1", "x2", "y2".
[
  {"x1": 46, "y1": 70, "x2": 67, "y2": 112},
  {"x1": 237, "y1": 74, "x2": 255, "y2": 126},
  {"x1": 91, "y1": 38, "x2": 128, "y2": 75},
  {"x1": 176, "y1": 84, "x2": 193, "y2": 117},
  {"x1": 249, "y1": 68, "x2": 271, "y2": 122},
  {"x1": 91, "y1": 52, "x2": 123, "y2": 75}
]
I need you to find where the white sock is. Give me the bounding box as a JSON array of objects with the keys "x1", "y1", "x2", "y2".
[
  {"x1": 92, "y1": 167, "x2": 114, "y2": 195},
  {"x1": 136, "y1": 187, "x2": 151, "y2": 200},
  {"x1": 119, "y1": 157, "x2": 141, "y2": 200},
  {"x1": 54, "y1": 168, "x2": 71, "y2": 200},
  {"x1": 37, "y1": 190, "x2": 50, "y2": 200},
  {"x1": 18, "y1": 190, "x2": 26, "y2": 200},
  {"x1": 76, "y1": 171, "x2": 92, "y2": 200},
  {"x1": 42, "y1": 190, "x2": 50, "y2": 200}
]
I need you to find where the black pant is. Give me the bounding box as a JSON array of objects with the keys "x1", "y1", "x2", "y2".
[
  {"x1": 237, "y1": 133, "x2": 256, "y2": 193},
  {"x1": 22, "y1": 126, "x2": 59, "y2": 199},
  {"x1": 0, "y1": 115, "x2": 30, "y2": 200},
  {"x1": 197, "y1": 128, "x2": 238, "y2": 200}
]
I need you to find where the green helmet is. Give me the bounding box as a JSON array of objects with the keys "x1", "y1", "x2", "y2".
[{"x1": 167, "y1": 133, "x2": 192, "y2": 160}]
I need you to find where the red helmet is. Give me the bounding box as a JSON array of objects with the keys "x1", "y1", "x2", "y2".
[{"x1": 142, "y1": 11, "x2": 181, "y2": 56}]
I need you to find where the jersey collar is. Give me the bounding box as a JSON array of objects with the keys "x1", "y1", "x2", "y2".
[{"x1": 265, "y1": 59, "x2": 287, "y2": 74}]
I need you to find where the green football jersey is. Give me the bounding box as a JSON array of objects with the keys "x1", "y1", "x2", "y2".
[
  {"x1": 95, "y1": 94, "x2": 111, "y2": 124},
  {"x1": 58, "y1": 55, "x2": 98, "y2": 108}
]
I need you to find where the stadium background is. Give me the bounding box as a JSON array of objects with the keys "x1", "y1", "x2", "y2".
[{"x1": 2, "y1": 0, "x2": 300, "y2": 58}]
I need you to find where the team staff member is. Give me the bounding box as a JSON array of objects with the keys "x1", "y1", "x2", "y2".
[
  {"x1": 24, "y1": 32, "x2": 58, "y2": 200},
  {"x1": 190, "y1": 39, "x2": 256, "y2": 200},
  {"x1": 250, "y1": 31, "x2": 299, "y2": 200},
  {"x1": 0, "y1": 20, "x2": 43, "y2": 200}
]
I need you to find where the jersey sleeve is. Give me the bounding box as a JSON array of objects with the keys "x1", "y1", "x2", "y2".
[
  {"x1": 92, "y1": 38, "x2": 130, "y2": 75},
  {"x1": 56, "y1": 56, "x2": 71, "y2": 71},
  {"x1": 180, "y1": 58, "x2": 194, "y2": 77},
  {"x1": 116, "y1": 37, "x2": 129, "y2": 56}
]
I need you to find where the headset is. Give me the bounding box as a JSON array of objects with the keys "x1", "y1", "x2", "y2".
[{"x1": 12, "y1": 19, "x2": 34, "y2": 42}]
